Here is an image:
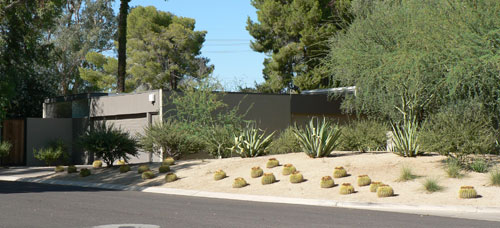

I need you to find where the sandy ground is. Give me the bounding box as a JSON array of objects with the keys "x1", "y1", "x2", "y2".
[{"x1": 46, "y1": 152, "x2": 500, "y2": 208}]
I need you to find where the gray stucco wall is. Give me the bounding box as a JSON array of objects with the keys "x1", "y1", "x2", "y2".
[
  {"x1": 26, "y1": 118, "x2": 74, "y2": 166},
  {"x1": 90, "y1": 91, "x2": 160, "y2": 117}
]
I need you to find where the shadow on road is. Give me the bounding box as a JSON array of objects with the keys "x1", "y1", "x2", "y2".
[{"x1": 0, "y1": 181, "x2": 117, "y2": 194}]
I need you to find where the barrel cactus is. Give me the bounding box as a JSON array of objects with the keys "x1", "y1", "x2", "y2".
[
  {"x1": 290, "y1": 171, "x2": 304, "y2": 183},
  {"x1": 282, "y1": 164, "x2": 296, "y2": 176},
  {"x1": 163, "y1": 157, "x2": 175, "y2": 166},
  {"x1": 120, "y1": 164, "x2": 131, "y2": 173},
  {"x1": 214, "y1": 170, "x2": 227, "y2": 180},
  {"x1": 232, "y1": 177, "x2": 248, "y2": 188},
  {"x1": 370, "y1": 181, "x2": 382, "y2": 192},
  {"x1": 79, "y1": 168, "x2": 91, "y2": 177},
  {"x1": 117, "y1": 160, "x2": 126, "y2": 166},
  {"x1": 159, "y1": 165, "x2": 170, "y2": 173},
  {"x1": 320, "y1": 176, "x2": 335, "y2": 188},
  {"x1": 266, "y1": 158, "x2": 279, "y2": 168},
  {"x1": 92, "y1": 160, "x2": 103, "y2": 168},
  {"x1": 141, "y1": 171, "x2": 155, "y2": 180},
  {"x1": 251, "y1": 166, "x2": 264, "y2": 178},
  {"x1": 377, "y1": 184, "x2": 394, "y2": 197},
  {"x1": 333, "y1": 166, "x2": 347, "y2": 178},
  {"x1": 137, "y1": 165, "x2": 150, "y2": 174},
  {"x1": 165, "y1": 172, "x2": 178, "y2": 183},
  {"x1": 67, "y1": 165, "x2": 77, "y2": 173},
  {"x1": 459, "y1": 186, "x2": 477, "y2": 199},
  {"x1": 339, "y1": 183, "x2": 355, "y2": 195},
  {"x1": 55, "y1": 165, "x2": 65, "y2": 172},
  {"x1": 357, "y1": 175, "x2": 371, "y2": 187},
  {"x1": 261, "y1": 173, "x2": 276, "y2": 185}
]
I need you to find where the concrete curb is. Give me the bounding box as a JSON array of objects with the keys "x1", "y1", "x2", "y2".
[{"x1": 2, "y1": 175, "x2": 500, "y2": 218}]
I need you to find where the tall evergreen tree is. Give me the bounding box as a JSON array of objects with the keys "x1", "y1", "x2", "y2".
[{"x1": 116, "y1": 0, "x2": 130, "y2": 93}]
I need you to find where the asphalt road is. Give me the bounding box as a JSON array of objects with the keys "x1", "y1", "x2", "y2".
[{"x1": 0, "y1": 181, "x2": 498, "y2": 228}]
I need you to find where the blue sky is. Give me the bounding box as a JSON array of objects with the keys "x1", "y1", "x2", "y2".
[{"x1": 112, "y1": 0, "x2": 266, "y2": 90}]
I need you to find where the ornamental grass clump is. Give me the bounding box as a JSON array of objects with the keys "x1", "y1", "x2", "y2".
[
  {"x1": 458, "y1": 186, "x2": 477, "y2": 199},
  {"x1": 320, "y1": 176, "x2": 335, "y2": 188},
  {"x1": 214, "y1": 170, "x2": 227, "y2": 180},
  {"x1": 79, "y1": 168, "x2": 91, "y2": 177},
  {"x1": 159, "y1": 165, "x2": 170, "y2": 173},
  {"x1": 357, "y1": 175, "x2": 371, "y2": 187},
  {"x1": 289, "y1": 171, "x2": 304, "y2": 183},
  {"x1": 93, "y1": 160, "x2": 103, "y2": 168},
  {"x1": 445, "y1": 159, "x2": 464, "y2": 178},
  {"x1": 137, "y1": 165, "x2": 150, "y2": 174},
  {"x1": 251, "y1": 166, "x2": 263, "y2": 178},
  {"x1": 377, "y1": 184, "x2": 394, "y2": 197},
  {"x1": 232, "y1": 177, "x2": 248, "y2": 188},
  {"x1": 398, "y1": 165, "x2": 417, "y2": 182},
  {"x1": 261, "y1": 173, "x2": 276, "y2": 185},
  {"x1": 163, "y1": 157, "x2": 175, "y2": 166},
  {"x1": 370, "y1": 182, "x2": 382, "y2": 192},
  {"x1": 468, "y1": 158, "x2": 489, "y2": 173},
  {"x1": 54, "y1": 165, "x2": 65, "y2": 172},
  {"x1": 120, "y1": 164, "x2": 131, "y2": 173},
  {"x1": 292, "y1": 117, "x2": 341, "y2": 158},
  {"x1": 422, "y1": 177, "x2": 443, "y2": 193},
  {"x1": 282, "y1": 164, "x2": 296, "y2": 175},
  {"x1": 339, "y1": 183, "x2": 355, "y2": 195},
  {"x1": 165, "y1": 172, "x2": 178, "y2": 183},
  {"x1": 141, "y1": 171, "x2": 155, "y2": 180},
  {"x1": 333, "y1": 166, "x2": 347, "y2": 178},
  {"x1": 490, "y1": 169, "x2": 500, "y2": 186},
  {"x1": 67, "y1": 165, "x2": 77, "y2": 173},
  {"x1": 266, "y1": 158, "x2": 279, "y2": 168}
]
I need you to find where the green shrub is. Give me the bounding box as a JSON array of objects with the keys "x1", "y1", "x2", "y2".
[
  {"x1": 268, "y1": 127, "x2": 302, "y2": 154},
  {"x1": 232, "y1": 177, "x2": 248, "y2": 188},
  {"x1": 33, "y1": 140, "x2": 69, "y2": 166},
  {"x1": 338, "y1": 120, "x2": 388, "y2": 152},
  {"x1": 67, "y1": 165, "x2": 77, "y2": 173},
  {"x1": 137, "y1": 165, "x2": 150, "y2": 174},
  {"x1": 141, "y1": 171, "x2": 155, "y2": 180},
  {"x1": 159, "y1": 165, "x2": 170, "y2": 173},
  {"x1": 339, "y1": 183, "x2": 355, "y2": 195},
  {"x1": 445, "y1": 158, "x2": 464, "y2": 178},
  {"x1": 468, "y1": 158, "x2": 489, "y2": 173},
  {"x1": 0, "y1": 141, "x2": 12, "y2": 163},
  {"x1": 320, "y1": 176, "x2": 335, "y2": 188},
  {"x1": 398, "y1": 165, "x2": 417, "y2": 182},
  {"x1": 120, "y1": 164, "x2": 131, "y2": 173},
  {"x1": 489, "y1": 169, "x2": 500, "y2": 186},
  {"x1": 422, "y1": 177, "x2": 442, "y2": 193},
  {"x1": 420, "y1": 102, "x2": 497, "y2": 161},
  {"x1": 229, "y1": 124, "x2": 274, "y2": 158},
  {"x1": 204, "y1": 124, "x2": 240, "y2": 158},
  {"x1": 54, "y1": 165, "x2": 65, "y2": 172},
  {"x1": 92, "y1": 160, "x2": 103, "y2": 168},
  {"x1": 165, "y1": 172, "x2": 178, "y2": 183},
  {"x1": 458, "y1": 186, "x2": 477, "y2": 199},
  {"x1": 79, "y1": 168, "x2": 91, "y2": 177},
  {"x1": 80, "y1": 122, "x2": 139, "y2": 167},
  {"x1": 293, "y1": 117, "x2": 341, "y2": 158}
]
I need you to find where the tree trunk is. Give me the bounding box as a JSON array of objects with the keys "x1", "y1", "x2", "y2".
[{"x1": 117, "y1": 0, "x2": 130, "y2": 93}]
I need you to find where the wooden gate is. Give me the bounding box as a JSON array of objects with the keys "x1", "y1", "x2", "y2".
[{"x1": 1, "y1": 119, "x2": 25, "y2": 166}]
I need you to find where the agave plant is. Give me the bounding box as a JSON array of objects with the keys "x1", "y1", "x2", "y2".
[
  {"x1": 292, "y1": 117, "x2": 341, "y2": 158},
  {"x1": 229, "y1": 124, "x2": 275, "y2": 157},
  {"x1": 391, "y1": 117, "x2": 421, "y2": 157}
]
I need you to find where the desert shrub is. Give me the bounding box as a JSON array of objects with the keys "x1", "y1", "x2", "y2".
[
  {"x1": 422, "y1": 177, "x2": 442, "y2": 193},
  {"x1": 79, "y1": 168, "x2": 91, "y2": 177},
  {"x1": 420, "y1": 102, "x2": 497, "y2": 161},
  {"x1": 158, "y1": 165, "x2": 170, "y2": 173},
  {"x1": 137, "y1": 165, "x2": 150, "y2": 174},
  {"x1": 229, "y1": 124, "x2": 274, "y2": 158},
  {"x1": 54, "y1": 166, "x2": 65, "y2": 172},
  {"x1": 0, "y1": 141, "x2": 12, "y2": 163},
  {"x1": 204, "y1": 124, "x2": 240, "y2": 158},
  {"x1": 489, "y1": 169, "x2": 500, "y2": 186},
  {"x1": 140, "y1": 120, "x2": 206, "y2": 159},
  {"x1": 141, "y1": 171, "x2": 155, "y2": 180},
  {"x1": 33, "y1": 140, "x2": 69, "y2": 166},
  {"x1": 458, "y1": 186, "x2": 477, "y2": 199},
  {"x1": 391, "y1": 117, "x2": 421, "y2": 157},
  {"x1": 338, "y1": 120, "x2": 388, "y2": 152},
  {"x1": 398, "y1": 165, "x2": 416, "y2": 182},
  {"x1": 468, "y1": 158, "x2": 489, "y2": 173},
  {"x1": 268, "y1": 127, "x2": 302, "y2": 154},
  {"x1": 92, "y1": 160, "x2": 103, "y2": 168},
  {"x1": 445, "y1": 158, "x2": 464, "y2": 179},
  {"x1": 120, "y1": 164, "x2": 131, "y2": 173},
  {"x1": 67, "y1": 165, "x2": 77, "y2": 173},
  {"x1": 80, "y1": 122, "x2": 139, "y2": 167},
  {"x1": 293, "y1": 117, "x2": 341, "y2": 158}
]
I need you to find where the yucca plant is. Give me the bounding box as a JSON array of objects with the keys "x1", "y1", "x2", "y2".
[
  {"x1": 391, "y1": 117, "x2": 421, "y2": 157},
  {"x1": 292, "y1": 117, "x2": 341, "y2": 158},
  {"x1": 229, "y1": 124, "x2": 275, "y2": 158}
]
